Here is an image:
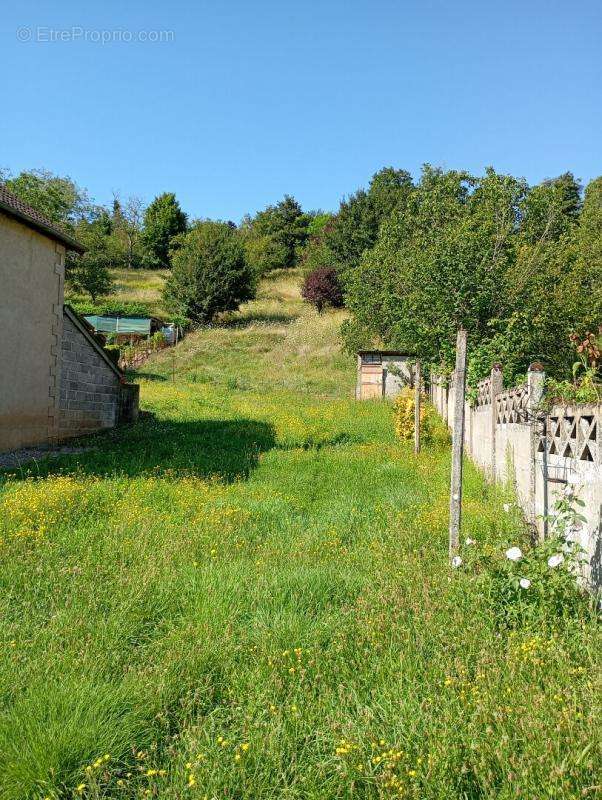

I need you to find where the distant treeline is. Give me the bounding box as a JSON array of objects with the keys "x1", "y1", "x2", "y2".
[{"x1": 2, "y1": 165, "x2": 600, "y2": 385}]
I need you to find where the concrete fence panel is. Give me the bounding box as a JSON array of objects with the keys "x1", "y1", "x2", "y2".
[{"x1": 430, "y1": 365, "x2": 601, "y2": 591}]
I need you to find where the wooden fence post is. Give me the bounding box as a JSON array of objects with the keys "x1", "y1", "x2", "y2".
[
  {"x1": 449, "y1": 328, "x2": 467, "y2": 558},
  {"x1": 414, "y1": 360, "x2": 421, "y2": 454}
]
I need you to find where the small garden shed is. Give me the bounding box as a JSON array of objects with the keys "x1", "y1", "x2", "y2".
[{"x1": 356, "y1": 350, "x2": 412, "y2": 400}]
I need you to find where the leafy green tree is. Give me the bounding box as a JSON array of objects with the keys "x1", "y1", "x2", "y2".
[
  {"x1": 576, "y1": 176, "x2": 602, "y2": 302},
  {"x1": 303, "y1": 167, "x2": 414, "y2": 286},
  {"x1": 65, "y1": 218, "x2": 114, "y2": 303},
  {"x1": 343, "y1": 166, "x2": 525, "y2": 368},
  {"x1": 519, "y1": 172, "x2": 582, "y2": 246},
  {"x1": 164, "y1": 221, "x2": 255, "y2": 324},
  {"x1": 3, "y1": 168, "x2": 92, "y2": 229},
  {"x1": 243, "y1": 195, "x2": 309, "y2": 274},
  {"x1": 141, "y1": 192, "x2": 188, "y2": 269},
  {"x1": 306, "y1": 212, "x2": 332, "y2": 239}
]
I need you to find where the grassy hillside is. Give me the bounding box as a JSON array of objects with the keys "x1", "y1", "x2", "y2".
[
  {"x1": 136, "y1": 269, "x2": 353, "y2": 396},
  {"x1": 0, "y1": 271, "x2": 600, "y2": 799},
  {"x1": 65, "y1": 268, "x2": 170, "y2": 318}
]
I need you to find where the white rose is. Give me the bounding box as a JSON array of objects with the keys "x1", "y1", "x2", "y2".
[
  {"x1": 505, "y1": 546, "x2": 523, "y2": 562},
  {"x1": 547, "y1": 553, "x2": 564, "y2": 569},
  {"x1": 519, "y1": 578, "x2": 531, "y2": 589}
]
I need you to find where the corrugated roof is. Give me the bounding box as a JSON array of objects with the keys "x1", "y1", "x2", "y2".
[
  {"x1": 357, "y1": 350, "x2": 411, "y2": 357},
  {"x1": 0, "y1": 185, "x2": 85, "y2": 253}
]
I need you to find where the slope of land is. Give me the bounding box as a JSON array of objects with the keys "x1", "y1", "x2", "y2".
[{"x1": 0, "y1": 271, "x2": 599, "y2": 800}]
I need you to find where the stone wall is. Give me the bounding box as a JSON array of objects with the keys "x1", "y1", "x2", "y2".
[
  {"x1": 58, "y1": 310, "x2": 122, "y2": 439},
  {"x1": 430, "y1": 366, "x2": 602, "y2": 591}
]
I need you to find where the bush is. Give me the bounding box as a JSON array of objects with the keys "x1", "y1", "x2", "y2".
[
  {"x1": 163, "y1": 221, "x2": 255, "y2": 325},
  {"x1": 301, "y1": 267, "x2": 344, "y2": 313},
  {"x1": 393, "y1": 389, "x2": 449, "y2": 445},
  {"x1": 455, "y1": 488, "x2": 591, "y2": 628},
  {"x1": 69, "y1": 300, "x2": 150, "y2": 317}
]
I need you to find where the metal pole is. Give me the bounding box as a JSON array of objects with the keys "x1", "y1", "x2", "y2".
[
  {"x1": 449, "y1": 328, "x2": 467, "y2": 558},
  {"x1": 414, "y1": 360, "x2": 421, "y2": 454}
]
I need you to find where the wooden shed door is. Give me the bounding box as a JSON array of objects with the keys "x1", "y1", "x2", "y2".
[{"x1": 360, "y1": 365, "x2": 384, "y2": 399}]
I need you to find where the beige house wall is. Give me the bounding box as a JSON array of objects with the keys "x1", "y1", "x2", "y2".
[{"x1": 0, "y1": 212, "x2": 65, "y2": 451}]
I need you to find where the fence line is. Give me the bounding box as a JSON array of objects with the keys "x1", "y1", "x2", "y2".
[{"x1": 430, "y1": 365, "x2": 601, "y2": 591}]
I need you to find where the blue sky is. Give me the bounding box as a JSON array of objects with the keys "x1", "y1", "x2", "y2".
[{"x1": 2, "y1": 0, "x2": 601, "y2": 221}]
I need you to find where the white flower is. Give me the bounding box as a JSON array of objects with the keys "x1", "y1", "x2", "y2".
[
  {"x1": 505, "y1": 546, "x2": 523, "y2": 562},
  {"x1": 519, "y1": 578, "x2": 531, "y2": 589},
  {"x1": 503, "y1": 503, "x2": 511, "y2": 513},
  {"x1": 547, "y1": 553, "x2": 564, "y2": 569},
  {"x1": 465, "y1": 537, "x2": 475, "y2": 546},
  {"x1": 451, "y1": 556, "x2": 463, "y2": 568}
]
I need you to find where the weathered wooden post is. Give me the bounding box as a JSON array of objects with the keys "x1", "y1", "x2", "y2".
[
  {"x1": 449, "y1": 328, "x2": 467, "y2": 558},
  {"x1": 414, "y1": 360, "x2": 421, "y2": 454}
]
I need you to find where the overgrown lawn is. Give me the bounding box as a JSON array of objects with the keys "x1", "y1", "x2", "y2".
[{"x1": 0, "y1": 272, "x2": 599, "y2": 799}]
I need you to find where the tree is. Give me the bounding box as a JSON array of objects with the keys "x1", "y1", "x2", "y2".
[
  {"x1": 243, "y1": 195, "x2": 309, "y2": 274},
  {"x1": 316, "y1": 167, "x2": 414, "y2": 280},
  {"x1": 141, "y1": 192, "x2": 188, "y2": 269},
  {"x1": 519, "y1": 172, "x2": 581, "y2": 246},
  {"x1": 301, "y1": 267, "x2": 344, "y2": 313},
  {"x1": 242, "y1": 229, "x2": 289, "y2": 276},
  {"x1": 342, "y1": 166, "x2": 525, "y2": 368},
  {"x1": 65, "y1": 219, "x2": 114, "y2": 303},
  {"x1": 576, "y1": 176, "x2": 602, "y2": 297},
  {"x1": 111, "y1": 195, "x2": 145, "y2": 269},
  {"x1": 163, "y1": 221, "x2": 255, "y2": 324},
  {"x1": 3, "y1": 168, "x2": 92, "y2": 229}
]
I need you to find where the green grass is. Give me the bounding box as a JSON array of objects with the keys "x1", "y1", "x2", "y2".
[
  {"x1": 1, "y1": 271, "x2": 600, "y2": 799},
  {"x1": 65, "y1": 268, "x2": 170, "y2": 318}
]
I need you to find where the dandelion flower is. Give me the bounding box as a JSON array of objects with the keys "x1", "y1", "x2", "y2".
[
  {"x1": 505, "y1": 546, "x2": 523, "y2": 561},
  {"x1": 451, "y1": 556, "x2": 462, "y2": 568},
  {"x1": 548, "y1": 553, "x2": 564, "y2": 568},
  {"x1": 519, "y1": 578, "x2": 531, "y2": 589}
]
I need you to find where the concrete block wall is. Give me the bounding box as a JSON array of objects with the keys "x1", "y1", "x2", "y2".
[
  {"x1": 58, "y1": 313, "x2": 121, "y2": 439},
  {"x1": 430, "y1": 366, "x2": 602, "y2": 591}
]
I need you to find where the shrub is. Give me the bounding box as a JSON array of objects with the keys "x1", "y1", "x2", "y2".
[
  {"x1": 456, "y1": 488, "x2": 591, "y2": 628},
  {"x1": 301, "y1": 267, "x2": 344, "y2": 313},
  {"x1": 163, "y1": 221, "x2": 255, "y2": 325},
  {"x1": 393, "y1": 389, "x2": 448, "y2": 445}
]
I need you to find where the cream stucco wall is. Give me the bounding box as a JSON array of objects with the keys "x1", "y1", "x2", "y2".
[{"x1": 0, "y1": 212, "x2": 65, "y2": 451}]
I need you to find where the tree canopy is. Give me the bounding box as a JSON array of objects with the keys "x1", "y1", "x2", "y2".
[
  {"x1": 164, "y1": 221, "x2": 255, "y2": 324},
  {"x1": 242, "y1": 195, "x2": 309, "y2": 275},
  {"x1": 141, "y1": 192, "x2": 188, "y2": 269},
  {"x1": 340, "y1": 166, "x2": 601, "y2": 385}
]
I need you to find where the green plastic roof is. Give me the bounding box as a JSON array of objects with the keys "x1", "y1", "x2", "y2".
[{"x1": 84, "y1": 316, "x2": 152, "y2": 335}]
